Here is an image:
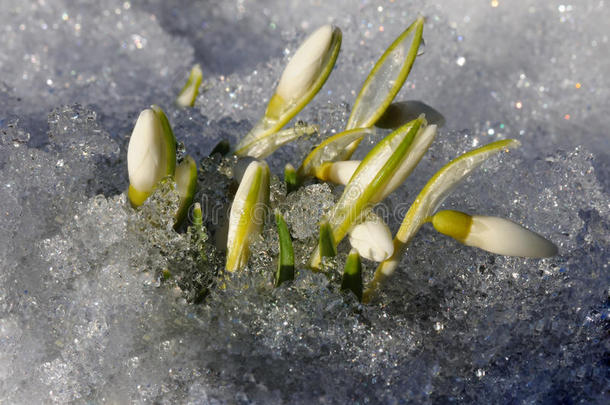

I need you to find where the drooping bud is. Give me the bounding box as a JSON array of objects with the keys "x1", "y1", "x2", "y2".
[{"x1": 431, "y1": 210, "x2": 558, "y2": 258}]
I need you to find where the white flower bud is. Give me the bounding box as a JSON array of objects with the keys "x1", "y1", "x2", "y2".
[
  {"x1": 235, "y1": 25, "x2": 340, "y2": 158},
  {"x1": 127, "y1": 107, "x2": 176, "y2": 206},
  {"x1": 348, "y1": 217, "x2": 394, "y2": 262},
  {"x1": 276, "y1": 25, "x2": 334, "y2": 102},
  {"x1": 432, "y1": 210, "x2": 558, "y2": 258}
]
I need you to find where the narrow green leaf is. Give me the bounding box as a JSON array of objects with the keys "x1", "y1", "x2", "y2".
[
  {"x1": 346, "y1": 17, "x2": 424, "y2": 130},
  {"x1": 176, "y1": 64, "x2": 203, "y2": 107},
  {"x1": 284, "y1": 163, "x2": 300, "y2": 194},
  {"x1": 318, "y1": 219, "x2": 337, "y2": 260},
  {"x1": 174, "y1": 155, "x2": 198, "y2": 228},
  {"x1": 275, "y1": 210, "x2": 295, "y2": 286},
  {"x1": 341, "y1": 249, "x2": 363, "y2": 302},
  {"x1": 364, "y1": 139, "x2": 521, "y2": 302}
]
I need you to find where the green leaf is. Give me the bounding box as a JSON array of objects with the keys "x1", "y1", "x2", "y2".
[
  {"x1": 318, "y1": 219, "x2": 337, "y2": 260},
  {"x1": 341, "y1": 249, "x2": 363, "y2": 302},
  {"x1": 346, "y1": 17, "x2": 424, "y2": 130},
  {"x1": 284, "y1": 163, "x2": 300, "y2": 194},
  {"x1": 364, "y1": 139, "x2": 521, "y2": 302},
  {"x1": 275, "y1": 210, "x2": 295, "y2": 286},
  {"x1": 176, "y1": 64, "x2": 203, "y2": 107},
  {"x1": 174, "y1": 155, "x2": 198, "y2": 228}
]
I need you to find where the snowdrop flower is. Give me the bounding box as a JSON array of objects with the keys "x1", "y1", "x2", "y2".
[
  {"x1": 127, "y1": 106, "x2": 176, "y2": 207},
  {"x1": 235, "y1": 25, "x2": 341, "y2": 158},
  {"x1": 226, "y1": 160, "x2": 270, "y2": 272},
  {"x1": 431, "y1": 210, "x2": 558, "y2": 258},
  {"x1": 272, "y1": 25, "x2": 336, "y2": 111},
  {"x1": 348, "y1": 215, "x2": 394, "y2": 262},
  {"x1": 366, "y1": 139, "x2": 521, "y2": 302}
]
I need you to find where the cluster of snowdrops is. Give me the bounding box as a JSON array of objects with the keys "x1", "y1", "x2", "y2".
[{"x1": 126, "y1": 17, "x2": 557, "y2": 303}]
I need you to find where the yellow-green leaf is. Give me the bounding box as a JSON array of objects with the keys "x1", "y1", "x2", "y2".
[{"x1": 346, "y1": 17, "x2": 424, "y2": 130}]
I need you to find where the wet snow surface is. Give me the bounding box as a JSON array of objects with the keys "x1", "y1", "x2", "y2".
[{"x1": 1, "y1": 0, "x2": 608, "y2": 403}]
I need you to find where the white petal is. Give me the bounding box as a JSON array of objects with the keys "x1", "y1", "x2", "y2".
[
  {"x1": 127, "y1": 109, "x2": 166, "y2": 192},
  {"x1": 466, "y1": 216, "x2": 558, "y2": 258},
  {"x1": 326, "y1": 160, "x2": 361, "y2": 185},
  {"x1": 276, "y1": 25, "x2": 333, "y2": 101},
  {"x1": 349, "y1": 219, "x2": 394, "y2": 262}
]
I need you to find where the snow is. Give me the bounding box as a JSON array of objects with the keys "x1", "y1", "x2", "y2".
[{"x1": 0, "y1": 0, "x2": 608, "y2": 403}]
